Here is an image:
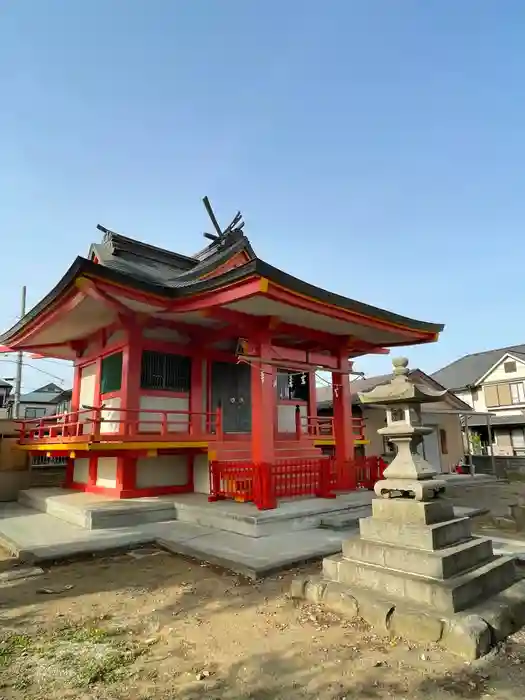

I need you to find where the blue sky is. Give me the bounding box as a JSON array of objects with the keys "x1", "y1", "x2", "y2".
[{"x1": 1, "y1": 1, "x2": 524, "y2": 393}]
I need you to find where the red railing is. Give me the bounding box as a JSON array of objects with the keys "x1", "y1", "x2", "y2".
[
  {"x1": 295, "y1": 412, "x2": 366, "y2": 441},
  {"x1": 17, "y1": 406, "x2": 223, "y2": 445},
  {"x1": 331, "y1": 455, "x2": 386, "y2": 491},
  {"x1": 209, "y1": 455, "x2": 385, "y2": 510}
]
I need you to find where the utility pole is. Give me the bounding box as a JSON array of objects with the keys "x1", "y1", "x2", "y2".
[{"x1": 13, "y1": 286, "x2": 27, "y2": 419}]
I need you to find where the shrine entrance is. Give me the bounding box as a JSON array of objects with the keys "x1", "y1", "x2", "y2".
[{"x1": 210, "y1": 361, "x2": 252, "y2": 433}]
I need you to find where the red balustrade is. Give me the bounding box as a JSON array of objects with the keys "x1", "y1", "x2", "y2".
[
  {"x1": 208, "y1": 455, "x2": 384, "y2": 510},
  {"x1": 298, "y1": 414, "x2": 365, "y2": 441},
  {"x1": 16, "y1": 406, "x2": 222, "y2": 446}
]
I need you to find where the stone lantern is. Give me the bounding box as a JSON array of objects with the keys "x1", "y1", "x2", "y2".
[
  {"x1": 358, "y1": 356, "x2": 446, "y2": 501},
  {"x1": 291, "y1": 356, "x2": 525, "y2": 660}
]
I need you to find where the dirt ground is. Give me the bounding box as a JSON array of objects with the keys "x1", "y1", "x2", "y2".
[
  {"x1": 0, "y1": 546, "x2": 524, "y2": 700},
  {"x1": 2, "y1": 481, "x2": 525, "y2": 700}
]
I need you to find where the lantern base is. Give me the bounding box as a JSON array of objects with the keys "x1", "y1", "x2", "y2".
[{"x1": 373, "y1": 477, "x2": 446, "y2": 502}]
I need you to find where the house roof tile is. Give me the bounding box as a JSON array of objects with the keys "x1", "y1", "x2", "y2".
[{"x1": 432, "y1": 345, "x2": 525, "y2": 390}]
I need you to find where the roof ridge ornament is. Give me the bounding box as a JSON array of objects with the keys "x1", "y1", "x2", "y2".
[{"x1": 202, "y1": 196, "x2": 245, "y2": 243}]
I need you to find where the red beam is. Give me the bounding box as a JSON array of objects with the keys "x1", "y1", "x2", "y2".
[
  {"x1": 91, "y1": 275, "x2": 265, "y2": 315},
  {"x1": 163, "y1": 278, "x2": 265, "y2": 313},
  {"x1": 202, "y1": 306, "x2": 343, "y2": 350},
  {"x1": 9, "y1": 292, "x2": 85, "y2": 347},
  {"x1": 76, "y1": 278, "x2": 132, "y2": 316}
]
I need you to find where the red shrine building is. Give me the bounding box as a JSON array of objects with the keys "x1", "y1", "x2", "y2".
[{"x1": 0, "y1": 208, "x2": 443, "y2": 503}]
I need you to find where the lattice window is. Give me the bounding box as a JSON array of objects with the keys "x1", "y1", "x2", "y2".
[
  {"x1": 100, "y1": 352, "x2": 123, "y2": 394},
  {"x1": 141, "y1": 350, "x2": 191, "y2": 392},
  {"x1": 276, "y1": 370, "x2": 309, "y2": 401}
]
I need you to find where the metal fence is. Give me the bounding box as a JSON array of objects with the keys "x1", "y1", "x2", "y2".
[{"x1": 472, "y1": 455, "x2": 525, "y2": 480}]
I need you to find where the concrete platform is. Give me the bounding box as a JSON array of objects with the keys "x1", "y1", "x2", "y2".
[
  {"x1": 18, "y1": 488, "x2": 374, "y2": 536},
  {"x1": 18, "y1": 488, "x2": 178, "y2": 530},
  {"x1": 18, "y1": 476, "x2": 492, "y2": 535},
  {"x1": 0, "y1": 501, "x2": 357, "y2": 578}
]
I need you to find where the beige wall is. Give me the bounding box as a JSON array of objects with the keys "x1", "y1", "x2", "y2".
[
  {"x1": 0, "y1": 420, "x2": 29, "y2": 501},
  {"x1": 362, "y1": 408, "x2": 463, "y2": 474},
  {"x1": 0, "y1": 420, "x2": 27, "y2": 472},
  {"x1": 136, "y1": 455, "x2": 189, "y2": 488}
]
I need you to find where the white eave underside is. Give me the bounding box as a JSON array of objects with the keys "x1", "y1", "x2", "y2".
[{"x1": 18, "y1": 288, "x2": 420, "y2": 359}]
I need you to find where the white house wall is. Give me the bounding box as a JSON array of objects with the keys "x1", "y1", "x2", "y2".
[
  {"x1": 73, "y1": 458, "x2": 89, "y2": 484},
  {"x1": 482, "y1": 356, "x2": 525, "y2": 384},
  {"x1": 138, "y1": 395, "x2": 189, "y2": 432},
  {"x1": 193, "y1": 454, "x2": 210, "y2": 494},
  {"x1": 96, "y1": 457, "x2": 118, "y2": 488},
  {"x1": 79, "y1": 363, "x2": 97, "y2": 421},
  {"x1": 100, "y1": 396, "x2": 122, "y2": 434},
  {"x1": 277, "y1": 404, "x2": 307, "y2": 433},
  {"x1": 135, "y1": 455, "x2": 189, "y2": 488}
]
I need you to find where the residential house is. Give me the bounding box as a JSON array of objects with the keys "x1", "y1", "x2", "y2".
[
  {"x1": 0, "y1": 380, "x2": 12, "y2": 419},
  {"x1": 13, "y1": 383, "x2": 66, "y2": 419},
  {"x1": 52, "y1": 389, "x2": 72, "y2": 416},
  {"x1": 433, "y1": 345, "x2": 525, "y2": 456},
  {"x1": 317, "y1": 369, "x2": 471, "y2": 473}
]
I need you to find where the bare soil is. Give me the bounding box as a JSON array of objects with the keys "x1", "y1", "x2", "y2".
[{"x1": 1, "y1": 544, "x2": 525, "y2": 700}]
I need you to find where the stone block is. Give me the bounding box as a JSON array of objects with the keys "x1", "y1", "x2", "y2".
[
  {"x1": 371, "y1": 498, "x2": 455, "y2": 525},
  {"x1": 354, "y1": 590, "x2": 395, "y2": 633},
  {"x1": 359, "y1": 515, "x2": 472, "y2": 551},
  {"x1": 374, "y1": 477, "x2": 446, "y2": 501},
  {"x1": 441, "y1": 614, "x2": 492, "y2": 660},
  {"x1": 342, "y1": 535, "x2": 493, "y2": 579},
  {"x1": 388, "y1": 606, "x2": 444, "y2": 643},
  {"x1": 474, "y1": 579, "x2": 525, "y2": 642},
  {"x1": 290, "y1": 576, "x2": 308, "y2": 599},
  {"x1": 322, "y1": 581, "x2": 359, "y2": 617},
  {"x1": 322, "y1": 553, "x2": 342, "y2": 581},
  {"x1": 303, "y1": 576, "x2": 327, "y2": 603},
  {"x1": 336, "y1": 554, "x2": 516, "y2": 613}
]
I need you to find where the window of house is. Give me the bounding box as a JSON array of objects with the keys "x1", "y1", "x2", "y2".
[
  {"x1": 471, "y1": 388, "x2": 479, "y2": 402},
  {"x1": 24, "y1": 407, "x2": 47, "y2": 419},
  {"x1": 485, "y1": 382, "x2": 517, "y2": 407},
  {"x1": 140, "y1": 350, "x2": 191, "y2": 391},
  {"x1": 439, "y1": 428, "x2": 448, "y2": 455},
  {"x1": 504, "y1": 361, "x2": 517, "y2": 374},
  {"x1": 100, "y1": 352, "x2": 123, "y2": 394},
  {"x1": 276, "y1": 370, "x2": 309, "y2": 402},
  {"x1": 510, "y1": 382, "x2": 525, "y2": 405},
  {"x1": 511, "y1": 428, "x2": 525, "y2": 449}
]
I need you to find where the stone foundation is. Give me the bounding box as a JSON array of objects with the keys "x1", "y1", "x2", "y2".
[{"x1": 291, "y1": 497, "x2": 525, "y2": 659}]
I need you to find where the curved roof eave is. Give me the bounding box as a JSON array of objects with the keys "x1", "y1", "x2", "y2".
[{"x1": 0, "y1": 255, "x2": 444, "y2": 346}]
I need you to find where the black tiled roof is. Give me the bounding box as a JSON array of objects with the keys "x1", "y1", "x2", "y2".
[{"x1": 432, "y1": 346, "x2": 525, "y2": 390}]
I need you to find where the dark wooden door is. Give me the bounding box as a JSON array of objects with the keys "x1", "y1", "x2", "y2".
[{"x1": 211, "y1": 361, "x2": 252, "y2": 433}]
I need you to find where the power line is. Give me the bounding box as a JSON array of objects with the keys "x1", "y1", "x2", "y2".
[{"x1": 0, "y1": 358, "x2": 66, "y2": 383}]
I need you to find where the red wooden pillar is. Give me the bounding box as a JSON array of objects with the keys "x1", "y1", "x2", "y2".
[
  {"x1": 121, "y1": 333, "x2": 142, "y2": 437},
  {"x1": 71, "y1": 364, "x2": 81, "y2": 413},
  {"x1": 116, "y1": 455, "x2": 137, "y2": 498},
  {"x1": 190, "y1": 356, "x2": 204, "y2": 435},
  {"x1": 308, "y1": 369, "x2": 317, "y2": 434},
  {"x1": 117, "y1": 331, "x2": 143, "y2": 495},
  {"x1": 332, "y1": 352, "x2": 355, "y2": 488},
  {"x1": 250, "y1": 336, "x2": 276, "y2": 464}
]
